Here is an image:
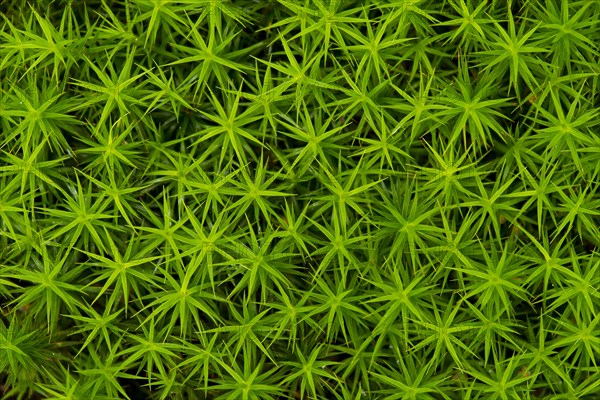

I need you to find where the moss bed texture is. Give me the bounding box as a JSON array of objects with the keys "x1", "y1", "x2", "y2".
[{"x1": 0, "y1": 0, "x2": 600, "y2": 399}]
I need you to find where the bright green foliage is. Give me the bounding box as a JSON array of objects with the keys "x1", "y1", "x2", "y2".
[{"x1": 1, "y1": 0, "x2": 599, "y2": 399}]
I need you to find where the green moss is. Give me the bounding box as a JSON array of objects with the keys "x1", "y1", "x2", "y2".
[{"x1": 0, "y1": 0, "x2": 599, "y2": 398}]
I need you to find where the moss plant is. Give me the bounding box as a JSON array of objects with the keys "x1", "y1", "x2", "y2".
[{"x1": 1, "y1": 0, "x2": 599, "y2": 399}]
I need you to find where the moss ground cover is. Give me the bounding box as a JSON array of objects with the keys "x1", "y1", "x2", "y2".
[{"x1": 1, "y1": 0, "x2": 599, "y2": 398}]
